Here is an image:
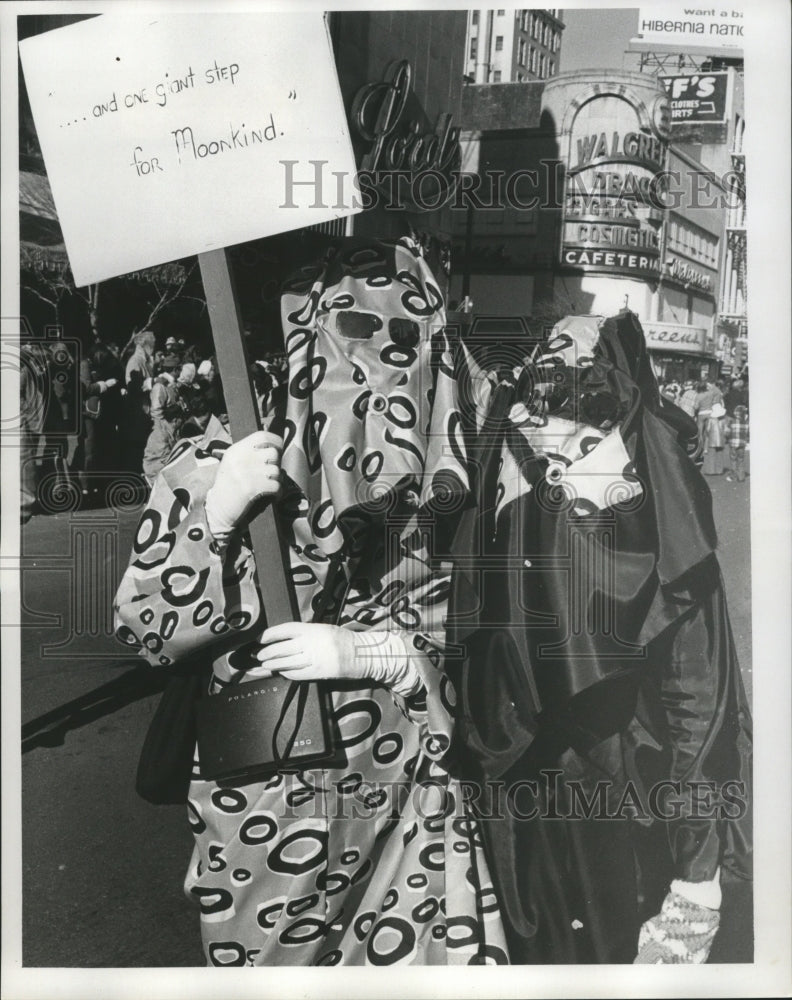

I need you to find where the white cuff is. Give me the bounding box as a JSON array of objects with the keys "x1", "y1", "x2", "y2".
[
  {"x1": 671, "y1": 868, "x2": 722, "y2": 910},
  {"x1": 352, "y1": 631, "x2": 422, "y2": 697},
  {"x1": 204, "y1": 495, "x2": 234, "y2": 552}
]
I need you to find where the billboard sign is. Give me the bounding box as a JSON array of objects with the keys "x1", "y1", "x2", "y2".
[
  {"x1": 661, "y1": 72, "x2": 729, "y2": 124},
  {"x1": 634, "y1": 6, "x2": 744, "y2": 52}
]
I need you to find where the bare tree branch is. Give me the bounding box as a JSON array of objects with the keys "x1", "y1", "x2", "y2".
[
  {"x1": 137, "y1": 262, "x2": 196, "y2": 331},
  {"x1": 22, "y1": 283, "x2": 59, "y2": 313}
]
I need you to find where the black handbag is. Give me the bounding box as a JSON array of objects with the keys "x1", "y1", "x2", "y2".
[
  {"x1": 195, "y1": 675, "x2": 334, "y2": 783},
  {"x1": 195, "y1": 553, "x2": 347, "y2": 784},
  {"x1": 135, "y1": 556, "x2": 347, "y2": 802}
]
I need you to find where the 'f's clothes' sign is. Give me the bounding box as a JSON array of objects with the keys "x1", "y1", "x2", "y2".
[{"x1": 661, "y1": 73, "x2": 729, "y2": 124}]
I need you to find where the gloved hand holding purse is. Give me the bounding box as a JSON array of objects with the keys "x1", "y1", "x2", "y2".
[{"x1": 248, "y1": 622, "x2": 421, "y2": 697}]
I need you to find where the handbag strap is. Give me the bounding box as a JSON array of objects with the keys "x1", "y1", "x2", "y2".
[
  {"x1": 269, "y1": 552, "x2": 350, "y2": 763},
  {"x1": 270, "y1": 679, "x2": 311, "y2": 761}
]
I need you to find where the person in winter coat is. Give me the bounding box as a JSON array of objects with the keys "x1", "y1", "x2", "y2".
[
  {"x1": 124, "y1": 330, "x2": 157, "y2": 474},
  {"x1": 142, "y1": 399, "x2": 185, "y2": 484},
  {"x1": 73, "y1": 351, "x2": 118, "y2": 496}
]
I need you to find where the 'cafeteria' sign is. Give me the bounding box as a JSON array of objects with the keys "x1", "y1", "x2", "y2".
[{"x1": 19, "y1": 14, "x2": 360, "y2": 286}]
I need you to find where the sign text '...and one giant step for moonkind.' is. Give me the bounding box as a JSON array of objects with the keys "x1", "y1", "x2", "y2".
[{"x1": 19, "y1": 13, "x2": 360, "y2": 286}]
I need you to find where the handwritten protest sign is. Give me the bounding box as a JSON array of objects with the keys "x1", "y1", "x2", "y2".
[{"x1": 19, "y1": 13, "x2": 360, "y2": 286}]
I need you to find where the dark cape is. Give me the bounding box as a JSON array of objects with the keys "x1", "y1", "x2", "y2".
[{"x1": 446, "y1": 312, "x2": 752, "y2": 963}]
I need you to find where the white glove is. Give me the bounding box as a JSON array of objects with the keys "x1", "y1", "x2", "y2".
[
  {"x1": 634, "y1": 888, "x2": 720, "y2": 964},
  {"x1": 104, "y1": 377, "x2": 118, "y2": 389},
  {"x1": 204, "y1": 430, "x2": 282, "y2": 540},
  {"x1": 249, "y1": 623, "x2": 421, "y2": 696}
]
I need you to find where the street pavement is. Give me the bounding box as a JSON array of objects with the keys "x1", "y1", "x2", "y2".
[{"x1": 17, "y1": 473, "x2": 753, "y2": 967}]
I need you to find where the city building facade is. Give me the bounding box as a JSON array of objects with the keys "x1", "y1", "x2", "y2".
[
  {"x1": 448, "y1": 63, "x2": 745, "y2": 383},
  {"x1": 465, "y1": 8, "x2": 564, "y2": 84},
  {"x1": 654, "y1": 64, "x2": 747, "y2": 380}
]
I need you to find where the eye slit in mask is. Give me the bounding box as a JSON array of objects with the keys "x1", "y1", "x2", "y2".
[
  {"x1": 333, "y1": 310, "x2": 383, "y2": 340},
  {"x1": 388, "y1": 317, "x2": 421, "y2": 348}
]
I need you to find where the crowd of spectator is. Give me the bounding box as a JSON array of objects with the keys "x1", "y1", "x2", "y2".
[
  {"x1": 20, "y1": 326, "x2": 749, "y2": 519},
  {"x1": 658, "y1": 374, "x2": 750, "y2": 481},
  {"x1": 20, "y1": 329, "x2": 287, "y2": 520}
]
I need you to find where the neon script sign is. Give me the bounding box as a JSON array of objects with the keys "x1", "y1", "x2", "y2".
[{"x1": 350, "y1": 60, "x2": 461, "y2": 210}]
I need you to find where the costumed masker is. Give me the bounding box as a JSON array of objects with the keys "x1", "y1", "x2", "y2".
[
  {"x1": 448, "y1": 311, "x2": 752, "y2": 964},
  {"x1": 114, "y1": 237, "x2": 509, "y2": 966}
]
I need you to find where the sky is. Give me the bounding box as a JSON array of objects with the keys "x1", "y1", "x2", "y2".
[{"x1": 560, "y1": 8, "x2": 640, "y2": 72}]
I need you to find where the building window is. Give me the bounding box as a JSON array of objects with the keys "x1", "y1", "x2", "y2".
[
  {"x1": 495, "y1": 35, "x2": 503, "y2": 51},
  {"x1": 497, "y1": 9, "x2": 505, "y2": 15},
  {"x1": 549, "y1": 60, "x2": 555, "y2": 76},
  {"x1": 470, "y1": 40, "x2": 477, "y2": 60},
  {"x1": 519, "y1": 39, "x2": 526, "y2": 65},
  {"x1": 530, "y1": 47, "x2": 537, "y2": 72},
  {"x1": 539, "y1": 53, "x2": 546, "y2": 77},
  {"x1": 517, "y1": 72, "x2": 525, "y2": 82},
  {"x1": 472, "y1": 11, "x2": 479, "y2": 26},
  {"x1": 528, "y1": 12, "x2": 534, "y2": 35},
  {"x1": 493, "y1": 70, "x2": 502, "y2": 82}
]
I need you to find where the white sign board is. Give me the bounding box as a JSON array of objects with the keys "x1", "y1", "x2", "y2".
[
  {"x1": 643, "y1": 321, "x2": 711, "y2": 355},
  {"x1": 635, "y1": 6, "x2": 745, "y2": 52},
  {"x1": 19, "y1": 13, "x2": 360, "y2": 286}
]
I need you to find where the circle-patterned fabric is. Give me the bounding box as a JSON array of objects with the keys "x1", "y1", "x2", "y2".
[{"x1": 114, "y1": 238, "x2": 507, "y2": 966}]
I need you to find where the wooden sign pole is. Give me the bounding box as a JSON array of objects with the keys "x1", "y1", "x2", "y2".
[{"x1": 198, "y1": 248, "x2": 297, "y2": 627}]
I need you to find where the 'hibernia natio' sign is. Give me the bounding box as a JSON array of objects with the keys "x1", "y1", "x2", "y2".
[{"x1": 19, "y1": 13, "x2": 360, "y2": 286}]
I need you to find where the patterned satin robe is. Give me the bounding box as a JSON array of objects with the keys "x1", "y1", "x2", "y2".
[{"x1": 114, "y1": 239, "x2": 508, "y2": 967}]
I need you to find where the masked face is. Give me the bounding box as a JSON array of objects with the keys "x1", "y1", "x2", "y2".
[
  {"x1": 494, "y1": 315, "x2": 644, "y2": 521},
  {"x1": 279, "y1": 238, "x2": 467, "y2": 557}
]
